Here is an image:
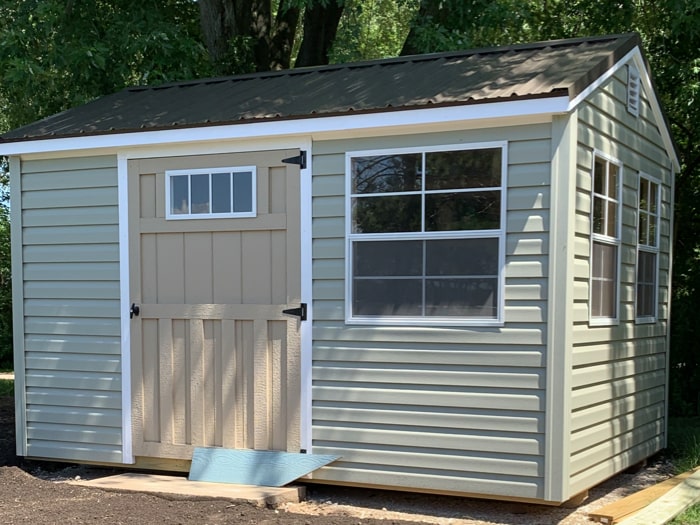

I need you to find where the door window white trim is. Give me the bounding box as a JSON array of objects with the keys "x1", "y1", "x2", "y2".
[{"x1": 165, "y1": 166, "x2": 257, "y2": 219}]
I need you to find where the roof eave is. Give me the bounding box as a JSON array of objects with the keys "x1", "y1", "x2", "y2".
[{"x1": 0, "y1": 95, "x2": 570, "y2": 156}]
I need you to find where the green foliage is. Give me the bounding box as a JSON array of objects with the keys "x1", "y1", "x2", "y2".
[
  {"x1": 0, "y1": 203, "x2": 10, "y2": 370},
  {"x1": 0, "y1": 0, "x2": 213, "y2": 130},
  {"x1": 668, "y1": 417, "x2": 700, "y2": 523},
  {"x1": 0, "y1": 379, "x2": 12, "y2": 397},
  {"x1": 330, "y1": 0, "x2": 417, "y2": 62}
]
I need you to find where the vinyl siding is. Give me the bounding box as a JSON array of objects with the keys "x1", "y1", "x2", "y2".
[
  {"x1": 311, "y1": 127, "x2": 550, "y2": 500},
  {"x1": 17, "y1": 155, "x2": 122, "y2": 463},
  {"x1": 569, "y1": 66, "x2": 672, "y2": 495}
]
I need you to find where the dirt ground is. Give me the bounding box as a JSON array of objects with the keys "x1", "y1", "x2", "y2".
[{"x1": 0, "y1": 395, "x2": 676, "y2": 524}]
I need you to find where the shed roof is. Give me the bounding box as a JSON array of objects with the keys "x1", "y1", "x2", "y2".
[{"x1": 2, "y1": 33, "x2": 642, "y2": 143}]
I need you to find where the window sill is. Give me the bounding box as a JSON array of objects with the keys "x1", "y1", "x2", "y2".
[
  {"x1": 588, "y1": 317, "x2": 620, "y2": 327},
  {"x1": 345, "y1": 316, "x2": 504, "y2": 328}
]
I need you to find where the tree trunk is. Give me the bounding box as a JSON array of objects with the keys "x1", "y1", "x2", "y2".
[
  {"x1": 199, "y1": 0, "x2": 299, "y2": 73},
  {"x1": 295, "y1": 0, "x2": 344, "y2": 68},
  {"x1": 198, "y1": 0, "x2": 242, "y2": 71},
  {"x1": 400, "y1": 0, "x2": 442, "y2": 56}
]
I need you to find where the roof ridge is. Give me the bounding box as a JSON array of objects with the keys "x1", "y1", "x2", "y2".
[{"x1": 127, "y1": 33, "x2": 639, "y2": 93}]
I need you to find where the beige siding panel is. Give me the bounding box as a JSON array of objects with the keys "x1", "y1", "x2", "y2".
[
  {"x1": 571, "y1": 385, "x2": 665, "y2": 427},
  {"x1": 313, "y1": 426, "x2": 543, "y2": 455},
  {"x1": 24, "y1": 281, "x2": 119, "y2": 300},
  {"x1": 311, "y1": 465, "x2": 543, "y2": 500},
  {"x1": 27, "y1": 423, "x2": 121, "y2": 446},
  {"x1": 311, "y1": 446, "x2": 543, "y2": 478},
  {"x1": 22, "y1": 187, "x2": 118, "y2": 209},
  {"x1": 312, "y1": 366, "x2": 543, "y2": 389},
  {"x1": 570, "y1": 404, "x2": 665, "y2": 454},
  {"x1": 506, "y1": 283, "x2": 547, "y2": 301},
  {"x1": 571, "y1": 354, "x2": 666, "y2": 388},
  {"x1": 23, "y1": 244, "x2": 119, "y2": 263},
  {"x1": 313, "y1": 405, "x2": 543, "y2": 433},
  {"x1": 571, "y1": 371, "x2": 665, "y2": 411},
  {"x1": 22, "y1": 167, "x2": 117, "y2": 190},
  {"x1": 313, "y1": 385, "x2": 543, "y2": 412},
  {"x1": 568, "y1": 437, "x2": 663, "y2": 496},
  {"x1": 23, "y1": 206, "x2": 119, "y2": 227},
  {"x1": 18, "y1": 155, "x2": 122, "y2": 464},
  {"x1": 24, "y1": 334, "x2": 120, "y2": 355},
  {"x1": 26, "y1": 388, "x2": 121, "y2": 409},
  {"x1": 23, "y1": 225, "x2": 119, "y2": 245}
]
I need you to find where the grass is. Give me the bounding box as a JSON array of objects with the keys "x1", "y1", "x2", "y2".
[
  {"x1": 667, "y1": 417, "x2": 700, "y2": 524},
  {"x1": 0, "y1": 379, "x2": 13, "y2": 396}
]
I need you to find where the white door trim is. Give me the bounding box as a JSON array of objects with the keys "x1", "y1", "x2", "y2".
[{"x1": 118, "y1": 137, "x2": 314, "y2": 463}]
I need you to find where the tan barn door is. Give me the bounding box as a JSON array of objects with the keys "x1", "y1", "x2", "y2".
[{"x1": 128, "y1": 150, "x2": 303, "y2": 461}]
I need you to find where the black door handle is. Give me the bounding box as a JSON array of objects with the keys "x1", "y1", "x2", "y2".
[{"x1": 130, "y1": 303, "x2": 140, "y2": 319}]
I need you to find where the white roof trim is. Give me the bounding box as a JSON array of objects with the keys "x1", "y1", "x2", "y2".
[
  {"x1": 0, "y1": 96, "x2": 568, "y2": 156},
  {"x1": 568, "y1": 46, "x2": 680, "y2": 171}
]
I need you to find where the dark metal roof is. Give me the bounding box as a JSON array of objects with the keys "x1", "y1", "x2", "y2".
[{"x1": 1, "y1": 33, "x2": 641, "y2": 143}]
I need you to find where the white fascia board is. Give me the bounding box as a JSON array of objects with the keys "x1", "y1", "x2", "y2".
[
  {"x1": 0, "y1": 97, "x2": 568, "y2": 157},
  {"x1": 568, "y1": 46, "x2": 680, "y2": 172}
]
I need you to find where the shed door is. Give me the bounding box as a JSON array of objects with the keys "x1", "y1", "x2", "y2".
[{"x1": 128, "y1": 150, "x2": 302, "y2": 461}]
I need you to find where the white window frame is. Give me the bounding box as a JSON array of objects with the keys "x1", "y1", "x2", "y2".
[
  {"x1": 344, "y1": 141, "x2": 507, "y2": 326},
  {"x1": 589, "y1": 150, "x2": 622, "y2": 326},
  {"x1": 636, "y1": 172, "x2": 661, "y2": 323},
  {"x1": 165, "y1": 166, "x2": 257, "y2": 219}
]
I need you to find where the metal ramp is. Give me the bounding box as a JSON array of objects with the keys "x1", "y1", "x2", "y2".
[{"x1": 188, "y1": 448, "x2": 340, "y2": 487}]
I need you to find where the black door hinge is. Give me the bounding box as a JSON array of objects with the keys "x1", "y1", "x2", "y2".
[
  {"x1": 282, "y1": 151, "x2": 307, "y2": 170},
  {"x1": 282, "y1": 303, "x2": 307, "y2": 321}
]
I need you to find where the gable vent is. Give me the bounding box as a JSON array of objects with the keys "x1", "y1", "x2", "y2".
[{"x1": 627, "y1": 64, "x2": 641, "y2": 117}]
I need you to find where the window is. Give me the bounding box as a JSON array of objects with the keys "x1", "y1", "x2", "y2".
[
  {"x1": 166, "y1": 166, "x2": 256, "y2": 219},
  {"x1": 636, "y1": 174, "x2": 660, "y2": 321},
  {"x1": 346, "y1": 143, "x2": 506, "y2": 325},
  {"x1": 590, "y1": 153, "x2": 622, "y2": 324}
]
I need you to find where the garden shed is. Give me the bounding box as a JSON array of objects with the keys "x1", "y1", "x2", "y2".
[{"x1": 0, "y1": 33, "x2": 678, "y2": 504}]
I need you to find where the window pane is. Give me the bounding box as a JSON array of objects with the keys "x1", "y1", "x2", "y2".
[
  {"x1": 649, "y1": 217, "x2": 657, "y2": 246},
  {"x1": 606, "y1": 201, "x2": 617, "y2": 237},
  {"x1": 639, "y1": 212, "x2": 648, "y2": 244},
  {"x1": 191, "y1": 174, "x2": 210, "y2": 214},
  {"x1": 593, "y1": 196, "x2": 605, "y2": 234},
  {"x1": 232, "y1": 171, "x2": 253, "y2": 212},
  {"x1": 425, "y1": 191, "x2": 500, "y2": 231},
  {"x1": 637, "y1": 251, "x2": 657, "y2": 317},
  {"x1": 591, "y1": 241, "x2": 617, "y2": 318},
  {"x1": 352, "y1": 195, "x2": 421, "y2": 233},
  {"x1": 649, "y1": 182, "x2": 658, "y2": 213},
  {"x1": 426, "y1": 238, "x2": 498, "y2": 276},
  {"x1": 353, "y1": 278, "x2": 422, "y2": 316},
  {"x1": 170, "y1": 175, "x2": 189, "y2": 215},
  {"x1": 353, "y1": 240, "x2": 422, "y2": 276},
  {"x1": 212, "y1": 172, "x2": 231, "y2": 213},
  {"x1": 425, "y1": 148, "x2": 501, "y2": 190},
  {"x1": 594, "y1": 159, "x2": 605, "y2": 195},
  {"x1": 352, "y1": 154, "x2": 421, "y2": 194},
  {"x1": 425, "y1": 278, "x2": 497, "y2": 317},
  {"x1": 639, "y1": 177, "x2": 649, "y2": 211},
  {"x1": 609, "y1": 164, "x2": 618, "y2": 198}
]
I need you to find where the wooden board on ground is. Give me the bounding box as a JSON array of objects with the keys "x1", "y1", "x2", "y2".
[{"x1": 589, "y1": 467, "x2": 700, "y2": 524}]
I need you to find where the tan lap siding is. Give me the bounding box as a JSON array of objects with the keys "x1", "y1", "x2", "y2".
[
  {"x1": 569, "y1": 68, "x2": 673, "y2": 494},
  {"x1": 20, "y1": 156, "x2": 122, "y2": 462},
  {"x1": 311, "y1": 127, "x2": 550, "y2": 499}
]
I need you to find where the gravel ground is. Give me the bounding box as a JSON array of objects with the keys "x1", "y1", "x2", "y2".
[{"x1": 0, "y1": 395, "x2": 676, "y2": 524}]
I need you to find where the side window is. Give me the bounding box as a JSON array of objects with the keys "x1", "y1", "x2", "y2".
[
  {"x1": 636, "y1": 174, "x2": 660, "y2": 322},
  {"x1": 166, "y1": 167, "x2": 256, "y2": 219},
  {"x1": 590, "y1": 153, "x2": 622, "y2": 324},
  {"x1": 346, "y1": 143, "x2": 506, "y2": 325}
]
